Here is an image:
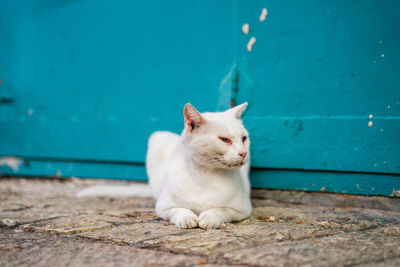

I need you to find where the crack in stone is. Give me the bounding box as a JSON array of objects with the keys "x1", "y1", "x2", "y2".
[
  {"x1": 134, "y1": 231, "x2": 193, "y2": 248},
  {"x1": 0, "y1": 215, "x2": 69, "y2": 229}
]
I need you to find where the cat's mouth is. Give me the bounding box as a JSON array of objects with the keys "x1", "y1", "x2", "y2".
[{"x1": 214, "y1": 157, "x2": 244, "y2": 168}]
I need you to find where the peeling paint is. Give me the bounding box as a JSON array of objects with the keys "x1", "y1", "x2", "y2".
[
  {"x1": 368, "y1": 121, "x2": 373, "y2": 127},
  {"x1": 242, "y1": 23, "x2": 249, "y2": 35},
  {"x1": 391, "y1": 190, "x2": 400, "y2": 197},
  {"x1": 320, "y1": 186, "x2": 325, "y2": 191},
  {"x1": 247, "y1": 37, "x2": 256, "y2": 52},
  {"x1": 0, "y1": 157, "x2": 22, "y2": 171},
  {"x1": 259, "y1": 8, "x2": 268, "y2": 22},
  {"x1": 368, "y1": 114, "x2": 373, "y2": 119}
]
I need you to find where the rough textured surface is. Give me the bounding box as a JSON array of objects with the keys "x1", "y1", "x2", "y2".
[{"x1": 1, "y1": 177, "x2": 400, "y2": 266}]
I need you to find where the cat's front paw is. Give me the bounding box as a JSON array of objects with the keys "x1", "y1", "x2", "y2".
[
  {"x1": 198, "y1": 211, "x2": 222, "y2": 230},
  {"x1": 174, "y1": 211, "x2": 198, "y2": 229}
]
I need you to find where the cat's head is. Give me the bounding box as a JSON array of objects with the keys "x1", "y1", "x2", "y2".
[{"x1": 183, "y1": 103, "x2": 250, "y2": 170}]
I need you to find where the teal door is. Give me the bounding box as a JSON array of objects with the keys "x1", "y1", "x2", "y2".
[
  {"x1": 1, "y1": 1, "x2": 399, "y2": 196},
  {"x1": 235, "y1": 1, "x2": 400, "y2": 196}
]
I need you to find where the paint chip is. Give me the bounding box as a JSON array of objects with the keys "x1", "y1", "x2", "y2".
[
  {"x1": 0, "y1": 157, "x2": 22, "y2": 171},
  {"x1": 368, "y1": 121, "x2": 373, "y2": 127},
  {"x1": 387, "y1": 105, "x2": 391, "y2": 109},
  {"x1": 320, "y1": 186, "x2": 325, "y2": 191},
  {"x1": 259, "y1": 8, "x2": 268, "y2": 22},
  {"x1": 28, "y1": 108, "x2": 34, "y2": 115},
  {"x1": 368, "y1": 114, "x2": 373, "y2": 119},
  {"x1": 247, "y1": 37, "x2": 256, "y2": 52},
  {"x1": 242, "y1": 23, "x2": 249, "y2": 35},
  {"x1": 381, "y1": 54, "x2": 385, "y2": 58}
]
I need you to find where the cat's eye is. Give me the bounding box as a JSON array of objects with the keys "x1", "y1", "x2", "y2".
[
  {"x1": 219, "y1": 136, "x2": 232, "y2": 144},
  {"x1": 242, "y1": 136, "x2": 247, "y2": 143}
]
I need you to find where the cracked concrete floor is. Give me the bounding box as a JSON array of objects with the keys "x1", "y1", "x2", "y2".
[{"x1": 0, "y1": 177, "x2": 399, "y2": 267}]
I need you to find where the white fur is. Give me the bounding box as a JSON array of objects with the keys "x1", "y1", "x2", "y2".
[
  {"x1": 147, "y1": 103, "x2": 252, "y2": 229},
  {"x1": 76, "y1": 103, "x2": 252, "y2": 230},
  {"x1": 76, "y1": 184, "x2": 152, "y2": 198}
]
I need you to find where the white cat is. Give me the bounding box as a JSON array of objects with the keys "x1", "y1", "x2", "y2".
[
  {"x1": 147, "y1": 103, "x2": 252, "y2": 229},
  {"x1": 77, "y1": 103, "x2": 252, "y2": 230}
]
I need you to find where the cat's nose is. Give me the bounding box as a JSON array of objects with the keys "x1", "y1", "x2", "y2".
[{"x1": 239, "y1": 152, "x2": 247, "y2": 158}]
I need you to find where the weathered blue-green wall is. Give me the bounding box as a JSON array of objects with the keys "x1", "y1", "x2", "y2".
[{"x1": 1, "y1": 0, "x2": 399, "y2": 196}]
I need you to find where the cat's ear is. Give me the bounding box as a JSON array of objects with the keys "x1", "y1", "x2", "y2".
[
  {"x1": 227, "y1": 102, "x2": 248, "y2": 119},
  {"x1": 184, "y1": 103, "x2": 207, "y2": 133}
]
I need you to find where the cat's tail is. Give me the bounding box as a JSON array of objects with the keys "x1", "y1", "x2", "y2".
[{"x1": 76, "y1": 183, "x2": 152, "y2": 198}]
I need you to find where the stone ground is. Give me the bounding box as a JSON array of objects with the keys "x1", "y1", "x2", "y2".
[{"x1": 0, "y1": 177, "x2": 399, "y2": 267}]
